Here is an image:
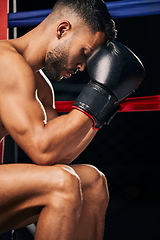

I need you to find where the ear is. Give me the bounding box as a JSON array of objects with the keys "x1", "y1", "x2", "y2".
[{"x1": 56, "y1": 21, "x2": 72, "y2": 39}]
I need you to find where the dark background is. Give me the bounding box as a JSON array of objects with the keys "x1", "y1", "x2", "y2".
[{"x1": 3, "y1": 0, "x2": 160, "y2": 239}]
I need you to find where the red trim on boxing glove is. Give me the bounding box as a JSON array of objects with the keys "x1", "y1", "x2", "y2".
[
  {"x1": 72, "y1": 106, "x2": 96, "y2": 127},
  {"x1": 92, "y1": 126, "x2": 101, "y2": 130}
]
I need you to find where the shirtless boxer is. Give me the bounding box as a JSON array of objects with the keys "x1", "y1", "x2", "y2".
[{"x1": 0, "y1": 0, "x2": 144, "y2": 239}]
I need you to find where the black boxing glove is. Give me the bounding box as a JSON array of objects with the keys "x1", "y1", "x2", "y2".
[{"x1": 73, "y1": 41, "x2": 145, "y2": 129}]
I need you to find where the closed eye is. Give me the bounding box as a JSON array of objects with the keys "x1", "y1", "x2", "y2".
[{"x1": 83, "y1": 47, "x2": 93, "y2": 59}]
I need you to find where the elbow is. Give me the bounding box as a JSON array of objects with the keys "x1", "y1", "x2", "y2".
[
  {"x1": 31, "y1": 153, "x2": 55, "y2": 166},
  {"x1": 26, "y1": 140, "x2": 58, "y2": 166},
  {"x1": 30, "y1": 150, "x2": 73, "y2": 166},
  {"x1": 25, "y1": 135, "x2": 71, "y2": 166},
  {"x1": 29, "y1": 146, "x2": 60, "y2": 166}
]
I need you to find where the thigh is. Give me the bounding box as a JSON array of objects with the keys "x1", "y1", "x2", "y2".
[{"x1": 0, "y1": 163, "x2": 65, "y2": 233}]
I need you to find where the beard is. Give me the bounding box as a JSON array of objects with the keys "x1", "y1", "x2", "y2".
[{"x1": 44, "y1": 41, "x2": 70, "y2": 82}]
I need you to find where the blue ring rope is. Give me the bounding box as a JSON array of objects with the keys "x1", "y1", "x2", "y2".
[{"x1": 8, "y1": 0, "x2": 160, "y2": 28}]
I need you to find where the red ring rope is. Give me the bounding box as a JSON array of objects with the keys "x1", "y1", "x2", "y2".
[
  {"x1": 119, "y1": 95, "x2": 160, "y2": 112},
  {"x1": 55, "y1": 95, "x2": 160, "y2": 113}
]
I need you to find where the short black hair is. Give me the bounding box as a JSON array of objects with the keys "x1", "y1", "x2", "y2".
[{"x1": 52, "y1": 0, "x2": 117, "y2": 42}]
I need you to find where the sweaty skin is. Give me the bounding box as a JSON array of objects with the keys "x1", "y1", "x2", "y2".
[
  {"x1": 0, "y1": 11, "x2": 109, "y2": 240},
  {"x1": 0, "y1": 22, "x2": 106, "y2": 165}
]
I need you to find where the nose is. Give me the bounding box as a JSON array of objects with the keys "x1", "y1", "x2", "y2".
[{"x1": 77, "y1": 62, "x2": 86, "y2": 72}]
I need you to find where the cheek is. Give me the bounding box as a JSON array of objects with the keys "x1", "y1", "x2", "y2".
[{"x1": 68, "y1": 48, "x2": 84, "y2": 67}]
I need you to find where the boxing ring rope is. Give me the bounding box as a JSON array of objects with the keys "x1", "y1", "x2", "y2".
[
  {"x1": 7, "y1": 0, "x2": 160, "y2": 28},
  {"x1": 55, "y1": 95, "x2": 160, "y2": 113}
]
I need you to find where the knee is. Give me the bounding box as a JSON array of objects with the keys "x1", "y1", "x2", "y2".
[
  {"x1": 46, "y1": 165, "x2": 83, "y2": 213},
  {"x1": 83, "y1": 165, "x2": 109, "y2": 210}
]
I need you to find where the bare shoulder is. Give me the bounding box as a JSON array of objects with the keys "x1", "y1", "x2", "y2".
[{"x1": 0, "y1": 41, "x2": 35, "y2": 93}]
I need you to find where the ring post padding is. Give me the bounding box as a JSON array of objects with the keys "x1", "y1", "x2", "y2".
[
  {"x1": 0, "y1": 0, "x2": 8, "y2": 163},
  {"x1": 0, "y1": 0, "x2": 9, "y2": 39}
]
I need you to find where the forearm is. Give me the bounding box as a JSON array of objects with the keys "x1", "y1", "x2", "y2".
[
  {"x1": 59, "y1": 128, "x2": 98, "y2": 164},
  {"x1": 29, "y1": 109, "x2": 93, "y2": 165}
]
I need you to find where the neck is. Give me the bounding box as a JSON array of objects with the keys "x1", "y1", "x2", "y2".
[{"x1": 11, "y1": 20, "x2": 52, "y2": 72}]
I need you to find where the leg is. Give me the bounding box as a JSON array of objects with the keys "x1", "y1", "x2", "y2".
[
  {"x1": 71, "y1": 164, "x2": 109, "y2": 240},
  {"x1": 0, "y1": 164, "x2": 82, "y2": 240}
]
